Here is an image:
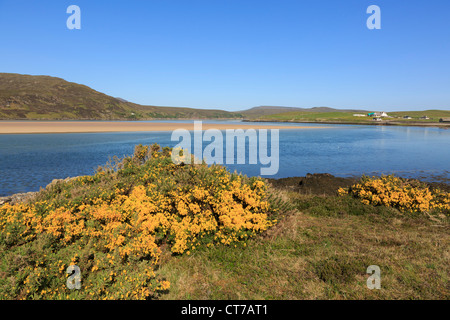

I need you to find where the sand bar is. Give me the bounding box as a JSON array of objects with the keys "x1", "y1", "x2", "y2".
[{"x1": 0, "y1": 121, "x2": 322, "y2": 134}]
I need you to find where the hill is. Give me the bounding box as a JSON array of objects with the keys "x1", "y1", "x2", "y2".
[
  {"x1": 254, "y1": 109, "x2": 450, "y2": 125},
  {"x1": 0, "y1": 73, "x2": 241, "y2": 120},
  {"x1": 2, "y1": 73, "x2": 447, "y2": 123},
  {"x1": 240, "y1": 106, "x2": 369, "y2": 119}
]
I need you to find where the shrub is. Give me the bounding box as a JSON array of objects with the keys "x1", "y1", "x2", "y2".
[
  {"x1": 338, "y1": 175, "x2": 450, "y2": 215},
  {"x1": 0, "y1": 144, "x2": 281, "y2": 300}
]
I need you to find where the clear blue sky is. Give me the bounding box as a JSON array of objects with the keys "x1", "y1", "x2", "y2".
[{"x1": 0, "y1": 0, "x2": 449, "y2": 111}]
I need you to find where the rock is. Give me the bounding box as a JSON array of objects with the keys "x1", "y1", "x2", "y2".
[
  {"x1": 46, "y1": 176, "x2": 78, "y2": 189},
  {"x1": 0, "y1": 192, "x2": 38, "y2": 206},
  {"x1": 1, "y1": 176, "x2": 80, "y2": 206},
  {"x1": 267, "y1": 173, "x2": 357, "y2": 196}
]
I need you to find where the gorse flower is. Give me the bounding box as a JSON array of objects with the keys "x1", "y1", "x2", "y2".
[
  {"x1": 0, "y1": 144, "x2": 280, "y2": 300},
  {"x1": 338, "y1": 175, "x2": 450, "y2": 215}
]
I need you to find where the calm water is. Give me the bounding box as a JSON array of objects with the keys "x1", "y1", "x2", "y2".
[{"x1": 1, "y1": 121, "x2": 449, "y2": 196}]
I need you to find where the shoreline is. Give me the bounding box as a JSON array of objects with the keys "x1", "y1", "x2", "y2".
[
  {"x1": 0, "y1": 121, "x2": 318, "y2": 134},
  {"x1": 243, "y1": 119, "x2": 450, "y2": 128}
]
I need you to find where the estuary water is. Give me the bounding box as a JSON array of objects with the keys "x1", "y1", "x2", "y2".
[{"x1": 1, "y1": 121, "x2": 449, "y2": 196}]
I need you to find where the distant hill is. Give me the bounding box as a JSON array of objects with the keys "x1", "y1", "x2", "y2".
[
  {"x1": 240, "y1": 106, "x2": 306, "y2": 116},
  {"x1": 240, "y1": 106, "x2": 369, "y2": 118},
  {"x1": 4, "y1": 73, "x2": 444, "y2": 123},
  {"x1": 254, "y1": 109, "x2": 450, "y2": 125},
  {"x1": 0, "y1": 73, "x2": 241, "y2": 120}
]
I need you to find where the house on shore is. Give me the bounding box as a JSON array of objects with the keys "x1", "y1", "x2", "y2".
[
  {"x1": 420, "y1": 116, "x2": 429, "y2": 120},
  {"x1": 403, "y1": 116, "x2": 412, "y2": 119},
  {"x1": 439, "y1": 118, "x2": 450, "y2": 123},
  {"x1": 368, "y1": 112, "x2": 388, "y2": 117}
]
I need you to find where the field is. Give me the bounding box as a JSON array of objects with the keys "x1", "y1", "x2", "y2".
[
  {"x1": 159, "y1": 200, "x2": 449, "y2": 299},
  {"x1": 260, "y1": 111, "x2": 369, "y2": 123},
  {"x1": 159, "y1": 177, "x2": 450, "y2": 300},
  {"x1": 257, "y1": 110, "x2": 450, "y2": 125}
]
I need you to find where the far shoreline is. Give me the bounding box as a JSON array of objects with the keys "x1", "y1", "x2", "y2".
[
  {"x1": 0, "y1": 121, "x2": 322, "y2": 134},
  {"x1": 243, "y1": 119, "x2": 450, "y2": 128}
]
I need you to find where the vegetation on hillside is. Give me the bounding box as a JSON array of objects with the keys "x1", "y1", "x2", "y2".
[
  {"x1": 0, "y1": 73, "x2": 242, "y2": 120},
  {"x1": 260, "y1": 111, "x2": 365, "y2": 122},
  {"x1": 388, "y1": 110, "x2": 450, "y2": 122},
  {"x1": 240, "y1": 106, "x2": 368, "y2": 119},
  {"x1": 0, "y1": 144, "x2": 284, "y2": 299},
  {"x1": 256, "y1": 110, "x2": 450, "y2": 124},
  {"x1": 2, "y1": 73, "x2": 447, "y2": 122},
  {"x1": 338, "y1": 175, "x2": 450, "y2": 215},
  {"x1": 158, "y1": 194, "x2": 449, "y2": 299}
]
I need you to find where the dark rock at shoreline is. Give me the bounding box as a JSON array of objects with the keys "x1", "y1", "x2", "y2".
[
  {"x1": 0, "y1": 176, "x2": 79, "y2": 206},
  {"x1": 267, "y1": 173, "x2": 358, "y2": 196}
]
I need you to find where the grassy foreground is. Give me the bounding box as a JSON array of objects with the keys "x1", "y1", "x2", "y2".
[
  {"x1": 0, "y1": 145, "x2": 448, "y2": 300},
  {"x1": 159, "y1": 194, "x2": 449, "y2": 299}
]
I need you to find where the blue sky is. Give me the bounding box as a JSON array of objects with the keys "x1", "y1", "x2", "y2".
[{"x1": 0, "y1": 0, "x2": 449, "y2": 111}]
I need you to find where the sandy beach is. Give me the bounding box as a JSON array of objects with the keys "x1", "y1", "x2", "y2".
[{"x1": 0, "y1": 121, "x2": 320, "y2": 134}]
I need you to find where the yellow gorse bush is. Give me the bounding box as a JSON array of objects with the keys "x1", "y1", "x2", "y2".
[
  {"x1": 338, "y1": 175, "x2": 450, "y2": 215},
  {"x1": 0, "y1": 144, "x2": 279, "y2": 300}
]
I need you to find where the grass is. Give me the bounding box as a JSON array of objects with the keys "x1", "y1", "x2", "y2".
[
  {"x1": 260, "y1": 111, "x2": 369, "y2": 123},
  {"x1": 258, "y1": 110, "x2": 450, "y2": 124},
  {"x1": 157, "y1": 193, "x2": 449, "y2": 300},
  {"x1": 388, "y1": 110, "x2": 450, "y2": 122}
]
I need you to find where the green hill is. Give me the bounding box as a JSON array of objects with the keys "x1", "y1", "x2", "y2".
[
  {"x1": 2, "y1": 73, "x2": 448, "y2": 123},
  {"x1": 259, "y1": 110, "x2": 370, "y2": 122},
  {"x1": 240, "y1": 106, "x2": 369, "y2": 119},
  {"x1": 0, "y1": 73, "x2": 241, "y2": 120},
  {"x1": 257, "y1": 110, "x2": 450, "y2": 124}
]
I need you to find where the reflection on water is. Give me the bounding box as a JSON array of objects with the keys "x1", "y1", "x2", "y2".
[{"x1": 0, "y1": 122, "x2": 449, "y2": 196}]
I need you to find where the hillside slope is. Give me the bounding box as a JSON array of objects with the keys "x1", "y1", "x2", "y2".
[
  {"x1": 255, "y1": 109, "x2": 450, "y2": 124},
  {"x1": 0, "y1": 73, "x2": 241, "y2": 120},
  {"x1": 241, "y1": 106, "x2": 369, "y2": 119}
]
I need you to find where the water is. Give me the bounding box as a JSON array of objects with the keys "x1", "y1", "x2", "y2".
[{"x1": 1, "y1": 121, "x2": 449, "y2": 196}]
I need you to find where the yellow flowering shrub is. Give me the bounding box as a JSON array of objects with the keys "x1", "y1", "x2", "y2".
[
  {"x1": 0, "y1": 144, "x2": 280, "y2": 300},
  {"x1": 338, "y1": 175, "x2": 450, "y2": 215}
]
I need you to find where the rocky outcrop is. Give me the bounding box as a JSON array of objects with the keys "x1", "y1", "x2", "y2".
[
  {"x1": 0, "y1": 176, "x2": 79, "y2": 206},
  {"x1": 0, "y1": 192, "x2": 38, "y2": 206}
]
